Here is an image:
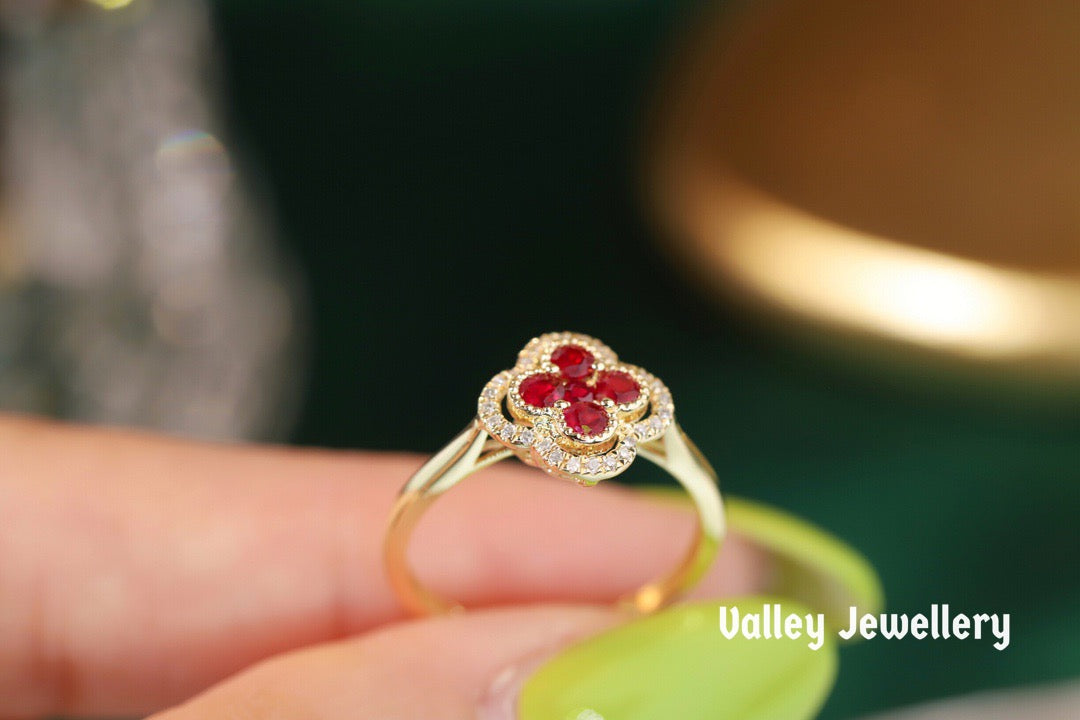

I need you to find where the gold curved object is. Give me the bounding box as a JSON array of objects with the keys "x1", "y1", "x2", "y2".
[
  {"x1": 649, "y1": 0, "x2": 1080, "y2": 373},
  {"x1": 672, "y1": 171, "x2": 1080, "y2": 363}
]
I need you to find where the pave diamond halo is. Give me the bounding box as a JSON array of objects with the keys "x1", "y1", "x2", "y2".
[{"x1": 474, "y1": 332, "x2": 676, "y2": 485}]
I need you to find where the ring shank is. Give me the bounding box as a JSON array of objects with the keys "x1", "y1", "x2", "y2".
[{"x1": 383, "y1": 418, "x2": 725, "y2": 616}]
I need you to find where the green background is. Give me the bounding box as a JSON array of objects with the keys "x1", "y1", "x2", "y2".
[{"x1": 210, "y1": 1, "x2": 1080, "y2": 717}]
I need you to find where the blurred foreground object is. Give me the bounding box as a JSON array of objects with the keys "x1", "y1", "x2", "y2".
[
  {"x1": 0, "y1": 1, "x2": 302, "y2": 439},
  {"x1": 650, "y1": 0, "x2": 1080, "y2": 375},
  {"x1": 858, "y1": 681, "x2": 1080, "y2": 720}
]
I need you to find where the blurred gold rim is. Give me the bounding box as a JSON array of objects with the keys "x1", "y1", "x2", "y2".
[{"x1": 666, "y1": 167, "x2": 1080, "y2": 367}]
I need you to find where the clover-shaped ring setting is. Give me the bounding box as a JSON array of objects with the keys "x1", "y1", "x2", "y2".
[
  {"x1": 387, "y1": 330, "x2": 722, "y2": 616},
  {"x1": 477, "y1": 332, "x2": 675, "y2": 484}
]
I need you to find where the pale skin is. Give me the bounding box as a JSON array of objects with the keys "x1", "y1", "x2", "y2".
[{"x1": 0, "y1": 414, "x2": 765, "y2": 719}]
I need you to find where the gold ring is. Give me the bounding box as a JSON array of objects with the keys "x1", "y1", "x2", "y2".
[{"x1": 383, "y1": 331, "x2": 726, "y2": 616}]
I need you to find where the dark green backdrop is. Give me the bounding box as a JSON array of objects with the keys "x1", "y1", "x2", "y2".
[{"x1": 210, "y1": 1, "x2": 1079, "y2": 717}]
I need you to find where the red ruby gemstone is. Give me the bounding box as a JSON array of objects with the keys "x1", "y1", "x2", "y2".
[
  {"x1": 551, "y1": 344, "x2": 594, "y2": 379},
  {"x1": 595, "y1": 370, "x2": 641, "y2": 405},
  {"x1": 563, "y1": 401, "x2": 609, "y2": 436},
  {"x1": 559, "y1": 380, "x2": 594, "y2": 403},
  {"x1": 519, "y1": 373, "x2": 561, "y2": 407}
]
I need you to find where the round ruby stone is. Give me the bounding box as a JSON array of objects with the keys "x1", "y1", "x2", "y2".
[
  {"x1": 563, "y1": 401, "x2": 609, "y2": 436},
  {"x1": 595, "y1": 370, "x2": 641, "y2": 405},
  {"x1": 519, "y1": 373, "x2": 560, "y2": 407},
  {"x1": 559, "y1": 380, "x2": 594, "y2": 403},
  {"x1": 551, "y1": 344, "x2": 594, "y2": 379}
]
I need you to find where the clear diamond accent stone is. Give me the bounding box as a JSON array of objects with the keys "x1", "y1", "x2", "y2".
[
  {"x1": 536, "y1": 438, "x2": 554, "y2": 454},
  {"x1": 565, "y1": 456, "x2": 581, "y2": 473},
  {"x1": 479, "y1": 401, "x2": 496, "y2": 416},
  {"x1": 500, "y1": 424, "x2": 516, "y2": 441},
  {"x1": 519, "y1": 428, "x2": 535, "y2": 446},
  {"x1": 604, "y1": 454, "x2": 619, "y2": 471},
  {"x1": 548, "y1": 448, "x2": 565, "y2": 465},
  {"x1": 585, "y1": 456, "x2": 602, "y2": 474},
  {"x1": 618, "y1": 444, "x2": 634, "y2": 461}
]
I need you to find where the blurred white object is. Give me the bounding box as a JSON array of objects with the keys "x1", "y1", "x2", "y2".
[
  {"x1": 0, "y1": 1, "x2": 303, "y2": 440},
  {"x1": 858, "y1": 681, "x2": 1080, "y2": 720}
]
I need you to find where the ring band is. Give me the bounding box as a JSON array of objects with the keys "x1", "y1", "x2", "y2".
[{"x1": 383, "y1": 332, "x2": 726, "y2": 616}]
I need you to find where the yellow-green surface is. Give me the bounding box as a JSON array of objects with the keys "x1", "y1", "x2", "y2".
[
  {"x1": 729, "y1": 496, "x2": 884, "y2": 631},
  {"x1": 639, "y1": 490, "x2": 883, "y2": 631},
  {"x1": 520, "y1": 599, "x2": 837, "y2": 720}
]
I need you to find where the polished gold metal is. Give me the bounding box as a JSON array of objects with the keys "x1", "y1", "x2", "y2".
[
  {"x1": 649, "y1": 0, "x2": 1080, "y2": 374},
  {"x1": 383, "y1": 333, "x2": 725, "y2": 616}
]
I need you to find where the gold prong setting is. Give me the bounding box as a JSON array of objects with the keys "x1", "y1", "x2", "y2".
[{"x1": 476, "y1": 332, "x2": 676, "y2": 484}]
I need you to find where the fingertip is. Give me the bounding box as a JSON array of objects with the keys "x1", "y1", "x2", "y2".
[{"x1": 148, "y1": 605, "x2": 620, "y2": 720}]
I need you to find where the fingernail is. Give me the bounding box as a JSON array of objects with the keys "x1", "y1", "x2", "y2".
[
  {"x1": 625, "y1": 486, "x2": 771, "y2": 598},
  {"x1": 476, "y1": 647, "x2": 556, "y2": 720},
  {"x1": 488, "y1": 599, "x2": 837, "y2": 720},
  {"x1": 476, "y1": 610, "x2": 628, "y2": 720},
  {"x1": 721, "y1": 497, "x2": 883, "y2": 631},
  {"x1": 634, "y1": 487, "x2": 884, "y2": 630}
]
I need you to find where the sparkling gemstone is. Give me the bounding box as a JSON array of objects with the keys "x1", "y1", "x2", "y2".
[
  {"x1": 618, "y1": 444, "x2": 634, "y2": 461},
  {"x1": 624, "y1": 434, "x2": 637, "y2": 448},
  {"x1": 594, "y1": 370, "x2": 641, "y2": 405},
  {"x1": 585, "y1": 456, "x2": 602, "y2": 473},
  {"x1": 519, "y1": 428, "x2": 535, "y2": 446},
  {"x1": 551, "y1": 345, "x2": 594, "y2": 379},
  {"x1": 479, "y1": 401, "x2": 497, "y2": 416},
  {"x1": 519, "y1": 373, "x2": 561, "y2": 407},
  {"x1": 565, "y1": 456, "x2": 581, "y2": 473},
  {"x1": 604, "y1": 455, "x2": 619, "y2": 471},
  {"x1": 536, "y1": 438, "x2": 554, "y2": 455},
  {"x1": 499, "y1": 424, "x2": 516, "y2": 441},
  {"x1": 548, "y1": 448, "x2": 565, "y2": 465},
  {"x1": 558, "y1": 380, "x2": 594, "y2": 403},
  {"x1": 563, "y1": 401, "x2": 609, "y2": 436},
  {"x1": 648, "y1": 416, "x2": 662, "y2": 433}
]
